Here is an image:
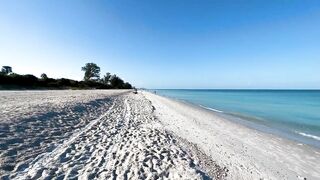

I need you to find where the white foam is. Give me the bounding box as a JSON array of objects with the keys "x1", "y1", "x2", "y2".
[
  {"x1": 295, "y1": 131, "x2": 320, "y2": 141},
  {"x1": 199, "y1": 105, "x2": 223, "y2": 113}
]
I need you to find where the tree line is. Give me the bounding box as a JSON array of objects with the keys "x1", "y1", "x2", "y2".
[{"x1": 0, "y1": 63, "x2": 133, "y2": 90}]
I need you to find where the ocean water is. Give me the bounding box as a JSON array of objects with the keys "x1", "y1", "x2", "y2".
[{"x1": 153, "y1": 89, "x2": 320, "y2": 148}]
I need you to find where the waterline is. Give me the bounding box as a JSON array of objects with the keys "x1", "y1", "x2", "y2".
[{"x1": 153, "y1": 89, "x2": 320, "y2": 148}]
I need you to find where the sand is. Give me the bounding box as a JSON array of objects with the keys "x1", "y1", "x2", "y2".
[
  {"x1": 0, "y1": 90, "x2": 216, "y2": 179},
  {"x1": 1, "y1": 90, "x2": 319, "y2": 179},
  {"x1": 142, "y1": 91, "x2": 320, "y2": 180}
]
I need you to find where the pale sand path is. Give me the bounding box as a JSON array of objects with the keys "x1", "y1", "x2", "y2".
[
  {"x1": 1, "y1": 90, "x2": 215, "y2": 179},
  {"x1": 142, "y1": 91, "x2": 320, "y2": 180}
]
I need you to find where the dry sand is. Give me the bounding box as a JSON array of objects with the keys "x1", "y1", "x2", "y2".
[
  {"x1": 1, "y1": 90, "x2": 319, "y2": 179},
  {"x1": 142, "y1": 91, "x2": 320, "y2": 180},
  {"x1": 0, "y1": 90, "x2": 216, "y2": 179}
]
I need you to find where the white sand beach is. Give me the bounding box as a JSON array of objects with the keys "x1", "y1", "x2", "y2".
[
  {"x1": 0, "y1": 90, "x2": 319, "y2": 179},
  {"x1": 142, "y1": 91, "x2": 320, "y2": 180}
]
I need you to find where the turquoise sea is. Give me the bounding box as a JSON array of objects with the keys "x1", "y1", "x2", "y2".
[{"x1": 153, "y1": 89, "x2": 320, "y2": 148}]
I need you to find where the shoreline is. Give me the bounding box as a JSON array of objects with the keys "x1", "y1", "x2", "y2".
[
  {"x1": 142, "y1": 90, "x2": 320, "y2": 179},
  {"x1": 199, "y1": 104, "x2": 320, "y2": 149},
  {"x1": 157, "y1": 92, "x2": 320, "y2": 150},
  {"x1": 151, "y1": 91, "x2": 320, "y2": 149},
  {"x1": 1, "y1": 90, "x2": 319, "y2": 179}
]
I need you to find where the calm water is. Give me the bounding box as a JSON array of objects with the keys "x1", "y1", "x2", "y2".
[{"x1": 153, "y1": 89, "x2": 320, "y2": 148}]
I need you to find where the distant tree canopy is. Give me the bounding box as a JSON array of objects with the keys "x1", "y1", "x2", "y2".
[
  {"x1": 0, "y1": 63, "x2": 133, "y2": 90},
  {"x1": 81, "y1": 63, "x2": 100, "y2": 81},
  {"x1": 101, "y1": 73, "x2": 132, "y2": 89},
  {"x1": 110, "y1": 75, "x2": 125, "y2": 88},
  {"x1": 41, "y1": 73, "x2": 48, "y2": 80},
  {"x1": 81, "y1": 63, "x2": 133, "y2": 89},
  {"x1": 101, "y1": 72, "x2": 112, "y2": 85},
  {"x1": 1, "y1": 66, "x2": 12, "y2": 75}
]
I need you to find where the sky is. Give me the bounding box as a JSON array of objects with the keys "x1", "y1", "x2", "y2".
[{"x1": 1, "y1": 0, "x2": 320, "y2": 89}]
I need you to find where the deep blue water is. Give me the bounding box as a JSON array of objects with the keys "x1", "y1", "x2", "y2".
[{"x1": 153, "y1": 89, "x2": 320, "y2": 148}]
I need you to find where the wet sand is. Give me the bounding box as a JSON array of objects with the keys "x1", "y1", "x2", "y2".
[
  {"x1": 142, "y1": 91, "x2": 320, "y2": 180},
  {"x1": 1, "y1": 90, "x2": 319, "y2": 179}
]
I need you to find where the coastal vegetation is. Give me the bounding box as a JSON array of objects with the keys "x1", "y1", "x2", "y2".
[{"x1": 0, "y1": 63, "x2": 133, "y2": 90}]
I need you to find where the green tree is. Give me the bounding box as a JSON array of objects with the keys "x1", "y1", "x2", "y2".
[
  {"x1": 81, "y1": 63, "x2": 100, "y2": 81},
  {"x1": 123, "y1": 82, "x2": 132, "y2": 89},
  {"x1": 41, "y1": 73, "x2": 48, "y2": 80},
  {"x1": 109, "y1": 74, "x2": 131, "y2": 89},
  {"x1": 1, "y1": 66, "x2": 12, "y2": 75},
  {"x1": 101, "y1": 72, "x2": 111, "y2": 85},
  {"x1": 109, "y1": 74, "x2": 124, "y2": 88}
]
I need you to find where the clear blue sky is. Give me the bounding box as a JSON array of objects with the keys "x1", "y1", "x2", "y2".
[{"x1": 1, "y1": 0, "x2": 320, "y2": 89}]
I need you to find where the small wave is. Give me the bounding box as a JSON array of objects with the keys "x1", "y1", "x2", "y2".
[
  {"x1": 295, "y1": 131, "x2": 320, "y2": 141},
  {"x1": 199, "y1": 105, "x2": 223, "y2": 113}
]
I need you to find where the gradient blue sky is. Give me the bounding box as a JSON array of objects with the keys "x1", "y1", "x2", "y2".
[{"x1": 1, "y1": 0, "x2": 320, "y2": 89}]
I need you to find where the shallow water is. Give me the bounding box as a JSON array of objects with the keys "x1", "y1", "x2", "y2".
[{"x1": 153, "y1": 89, "x2": 320, "y2": 148}]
